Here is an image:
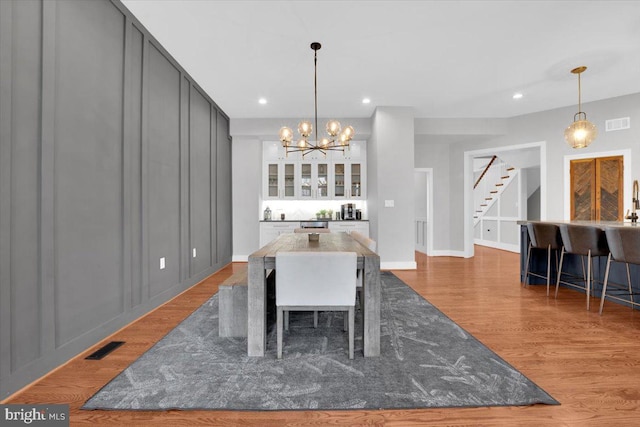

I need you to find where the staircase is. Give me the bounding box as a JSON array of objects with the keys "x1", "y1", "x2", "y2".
[{"x1": 473, "y1": 157, "x2": 517, "y2": 227}]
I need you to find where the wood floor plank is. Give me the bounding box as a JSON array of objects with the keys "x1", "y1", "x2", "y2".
[{"x1": 4, "y1": 246, "x2": 640, "y2": 426}]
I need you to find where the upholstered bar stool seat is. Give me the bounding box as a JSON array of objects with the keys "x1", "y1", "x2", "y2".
[
  {"x1": 556, "y1": 224, "x2": 609, "y2": 310},
  {"x1": 599, "y1": 227, "x2": 640, "y2": 314},
  {"x1": 523, "y1": 222, "x2": 562, "y2": 296}
]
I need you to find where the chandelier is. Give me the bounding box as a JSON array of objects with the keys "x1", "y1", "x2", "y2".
[
  {"x1": 564, "y1": 66, "x2": 597, "y2": 149},
  {"x1": 278, "y1": 42, "x2": 355, "y2": 157}
]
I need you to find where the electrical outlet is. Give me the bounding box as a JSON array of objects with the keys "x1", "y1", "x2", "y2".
[
  {"x1": 160, "y1": 257, "x2": 165, "y2": 269},
  {"x1": 384, "y1": 200, "x2": 395, "y2": 208}
]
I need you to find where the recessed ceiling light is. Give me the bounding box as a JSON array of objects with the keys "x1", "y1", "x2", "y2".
[
  {"x1": 362, "y1": 98, "x2": 371, "y2": 104},
  {"x1": 258, "y1": 98, "x2": 267, "y2": 105},
  {"x1": 512, "y1": 93, "x2": 523, "y2": 100}
]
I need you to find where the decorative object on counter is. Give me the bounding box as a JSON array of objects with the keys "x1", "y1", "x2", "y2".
[
  {"x1": 564, "y1": 66, "x2": 597, "y2": 149},
  {"x1": 327, "y1": 209, "x2": 333, "y2": 219},
  {"x1": 308, "y1": 232, "x2": 320, "y2": 241},
  {"x1": 263, "y1": 206, "x2": 272, "y2": 221},
  {"x1": 341, "y1": 203, "x2": 356, "y2": 220},
  {"x1": 278, "y1": 42, "x2": 355, "y2": 158},
  {"x1": 281, "y1": 213, "x2": 285, "y2": 220},
  {"x1": 335, "y1": 211, "x2": 341, "y2": 220},
  {"x1": 356, "y1": 209, "x2": 362, "y2": 220}
]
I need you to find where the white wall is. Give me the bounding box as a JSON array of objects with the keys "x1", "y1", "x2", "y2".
[
  {"x1": 369, "y1": 107, "x2": 416, "y2": 269},
  {"x1": 414, "y1": 138, "x2": 452, "y2": 254},
  {"x1": 231, "y1": 138, "x2": 261, "y2": 260}
]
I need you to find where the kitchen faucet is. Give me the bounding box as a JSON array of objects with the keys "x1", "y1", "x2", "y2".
[{"x1": 625, "y1": 179, "x2": 639, "y2": 222}]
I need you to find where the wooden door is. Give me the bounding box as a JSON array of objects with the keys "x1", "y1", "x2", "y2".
[{"x1": 570, "y1": 156, "x2": 623, "y2": 221}]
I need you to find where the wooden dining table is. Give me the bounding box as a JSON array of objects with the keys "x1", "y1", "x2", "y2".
[{"x1": 247, "y1": 232, "x2": 381, "y2": 357}]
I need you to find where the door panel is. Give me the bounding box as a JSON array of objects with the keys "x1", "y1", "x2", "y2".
[
  {"x1": 570, "y1": 156, "x2": 623, "y2": 221},
  {"x1": 570, "y1": 159, "x2": 595, "y2": 220},
  {"x1": 597, "y1": 156, "x2": 623, "y2": 221}
]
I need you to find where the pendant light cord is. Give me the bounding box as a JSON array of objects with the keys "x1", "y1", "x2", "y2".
[
  {"x1": 577, "y1": 72, "x2": 582, "y2": 113},
  {"x1": 314, "y1": 48, "x2": 318, "y2": 144}
]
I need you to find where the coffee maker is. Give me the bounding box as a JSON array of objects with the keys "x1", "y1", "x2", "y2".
[{"x1": 341, "y1": 203, "x2": 356, "y2": 220}]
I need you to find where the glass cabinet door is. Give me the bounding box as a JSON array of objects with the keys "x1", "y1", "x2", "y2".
[
  {"x1": 334, "y1": 163, "x2": 345, "y2": 197},
  {"x1": 300, "y1": 163, "x2": 312, "y2": 197},
  {"x1": 317, "y1": 163, "x2": 328, "y2": 198},
  {"x1": 350, "y1": 163, "x2": 361, "y2": 198},
  {"x1": 283, "y1": 163, "x2": 295, "y2": 197},
  {"x1": 267, "y1": 163, "x2": 279, "y2": 197}
]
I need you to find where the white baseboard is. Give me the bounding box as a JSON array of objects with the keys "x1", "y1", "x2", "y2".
[
  {"x1": 381, "y1": 261, "x2": 417, "y2": 270},
  {"x1": 473, "y1": 239, "x2": 519, "y2": 253},
  {"x1": 428, "y1": 250, "x2": 468, "y2": 258},
  {"x1": 232, "y1": 255, "x2": 249, "y2": 262}
]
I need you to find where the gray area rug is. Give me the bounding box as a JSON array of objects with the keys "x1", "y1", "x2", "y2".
[{"x1": 83, "y1": 272, "x2": 558, "y2": 411}]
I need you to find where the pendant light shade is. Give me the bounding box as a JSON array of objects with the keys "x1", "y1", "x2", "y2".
[{"x1": 564, "y1": 66, "x2": 597, "y2": 149}]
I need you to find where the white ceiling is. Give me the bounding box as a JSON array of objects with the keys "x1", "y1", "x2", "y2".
[{"x1": 120, "y1": 0, "x2": 640, "y2": 120}]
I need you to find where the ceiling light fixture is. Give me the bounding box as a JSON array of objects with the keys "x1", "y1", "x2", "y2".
[
  {"x1": 278, "y1": 42, "x2": 354, "y2": 157},
  {"x1": 512, "y1": 93, "x2": 523, "y2": 100},
  {"x1": 564, "y1": 66, "x2": 597, "y2": 149},
  {"x1": 259, "y1": 98, "x2": 267, "y2": 105},
  {"x1": 362, "y1": 98, "x2": 371, "y2": 104}
]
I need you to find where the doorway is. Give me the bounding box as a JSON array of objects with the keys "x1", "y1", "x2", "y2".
[
  {"x1": 414, "y1": 168, "x2": 433, "y2": 255},
  {"x1": 463, "y1": 141, "x2": 546, "y2": 258}
]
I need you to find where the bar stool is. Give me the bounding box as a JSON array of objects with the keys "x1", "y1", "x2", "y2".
[
  {"x1": 599, "y1": 227, "x2": 640, "y2": 314},
  {"x1": 523, "y1": 222, "x2": 562, "y2": 296},
  {"x1": 555, "y1": 224, "x2": 609, "y2": 310}
]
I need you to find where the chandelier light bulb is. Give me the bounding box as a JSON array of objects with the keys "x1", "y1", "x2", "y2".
[
  {"x1": 298, "y1": 139, "x2": 307, "y2": 148},
  {"x1": 279, "y1": 127, "x2": 293, "y2": 145},
  {"x1": 342, "y1": 125, "x2": 355, "y2": 140},
  {"x1": 326, "y1": 120, "x2": 341, "y2": 136},
  {"x1": 298, "y1": 121, "x2": 312, "y2": 138}
]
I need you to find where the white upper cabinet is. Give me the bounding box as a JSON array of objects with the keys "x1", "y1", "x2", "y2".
[{"x1": 262, "y1": 141, "x2": 366, "y2": 200}]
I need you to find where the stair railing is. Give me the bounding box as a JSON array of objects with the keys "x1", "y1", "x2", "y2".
[{"x1": 473, "y1": 155, "x2": 497, "y2": 189}]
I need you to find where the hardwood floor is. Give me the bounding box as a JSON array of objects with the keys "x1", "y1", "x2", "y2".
[{"x1": 5, "y1": 246, "x2": 640, "y2": 426}]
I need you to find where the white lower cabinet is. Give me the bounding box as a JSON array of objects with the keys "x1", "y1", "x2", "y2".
[
  {"x1": 328, "y1": 221, "x2": 369, "y2": 237},
  {"x1": 259, "y1": 222, "x2": 299, "y2": 247}
]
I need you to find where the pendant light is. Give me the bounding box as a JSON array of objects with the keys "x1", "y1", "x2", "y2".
[
  {"x1": 564, "y1": 66, "x2": 597, "y2": 149},
  {"x1": 278, "y1": 42, "x2": 355, "y2": 157}
]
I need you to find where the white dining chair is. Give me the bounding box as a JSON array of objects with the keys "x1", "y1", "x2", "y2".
[{"x1": 275, "y1": 251, "x2": 358, "y2": 359}]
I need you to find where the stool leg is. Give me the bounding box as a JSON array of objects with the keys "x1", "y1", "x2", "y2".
[
  {"x1": 555, "y1": 247, "x2": 565, "y2": 298},
  {"x1": 523, "y1": 242, "x2": 532, "y2": 287},
  {"x1": 626, "y1": 263, "x2": 634, "y2": 304},
  {"x1": 599, "y1": 253, "x2": 612, "y2": 315},
  {"x1": 546, "y1": 244, "x2": 552, "y2": 296},
  {"x1": 586, "y1": 250, "x2": 592, "y2": 311}
]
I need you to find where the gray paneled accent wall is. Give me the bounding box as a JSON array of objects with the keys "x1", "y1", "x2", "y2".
[{"x1": 0, "y1": 0, "x2": 232, "y2": 398}]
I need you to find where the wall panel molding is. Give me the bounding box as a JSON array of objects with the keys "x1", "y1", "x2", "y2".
[
  {"x1": 1, "y1": 0, "x2": 232, "y2": 399},
  {"x1": 0, "y1": 0, "x2": 14, "y2": 381}
]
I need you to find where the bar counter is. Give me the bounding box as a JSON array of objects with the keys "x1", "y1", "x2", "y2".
[{"x1": 519, "y1": 220, "x2": 640, "y2": 309}]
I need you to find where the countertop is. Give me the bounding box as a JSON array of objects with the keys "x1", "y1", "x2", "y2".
[
  {"x1": 517, "y1": 219, "x2": 640, "y2": 228},
  {"x1": 259, "y1": 219, "x2": 369, "y2": 223}
]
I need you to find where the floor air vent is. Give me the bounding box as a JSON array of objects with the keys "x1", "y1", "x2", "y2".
[{"x1": 85, "y1": 341, "x2": 125, "y2": 360}]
